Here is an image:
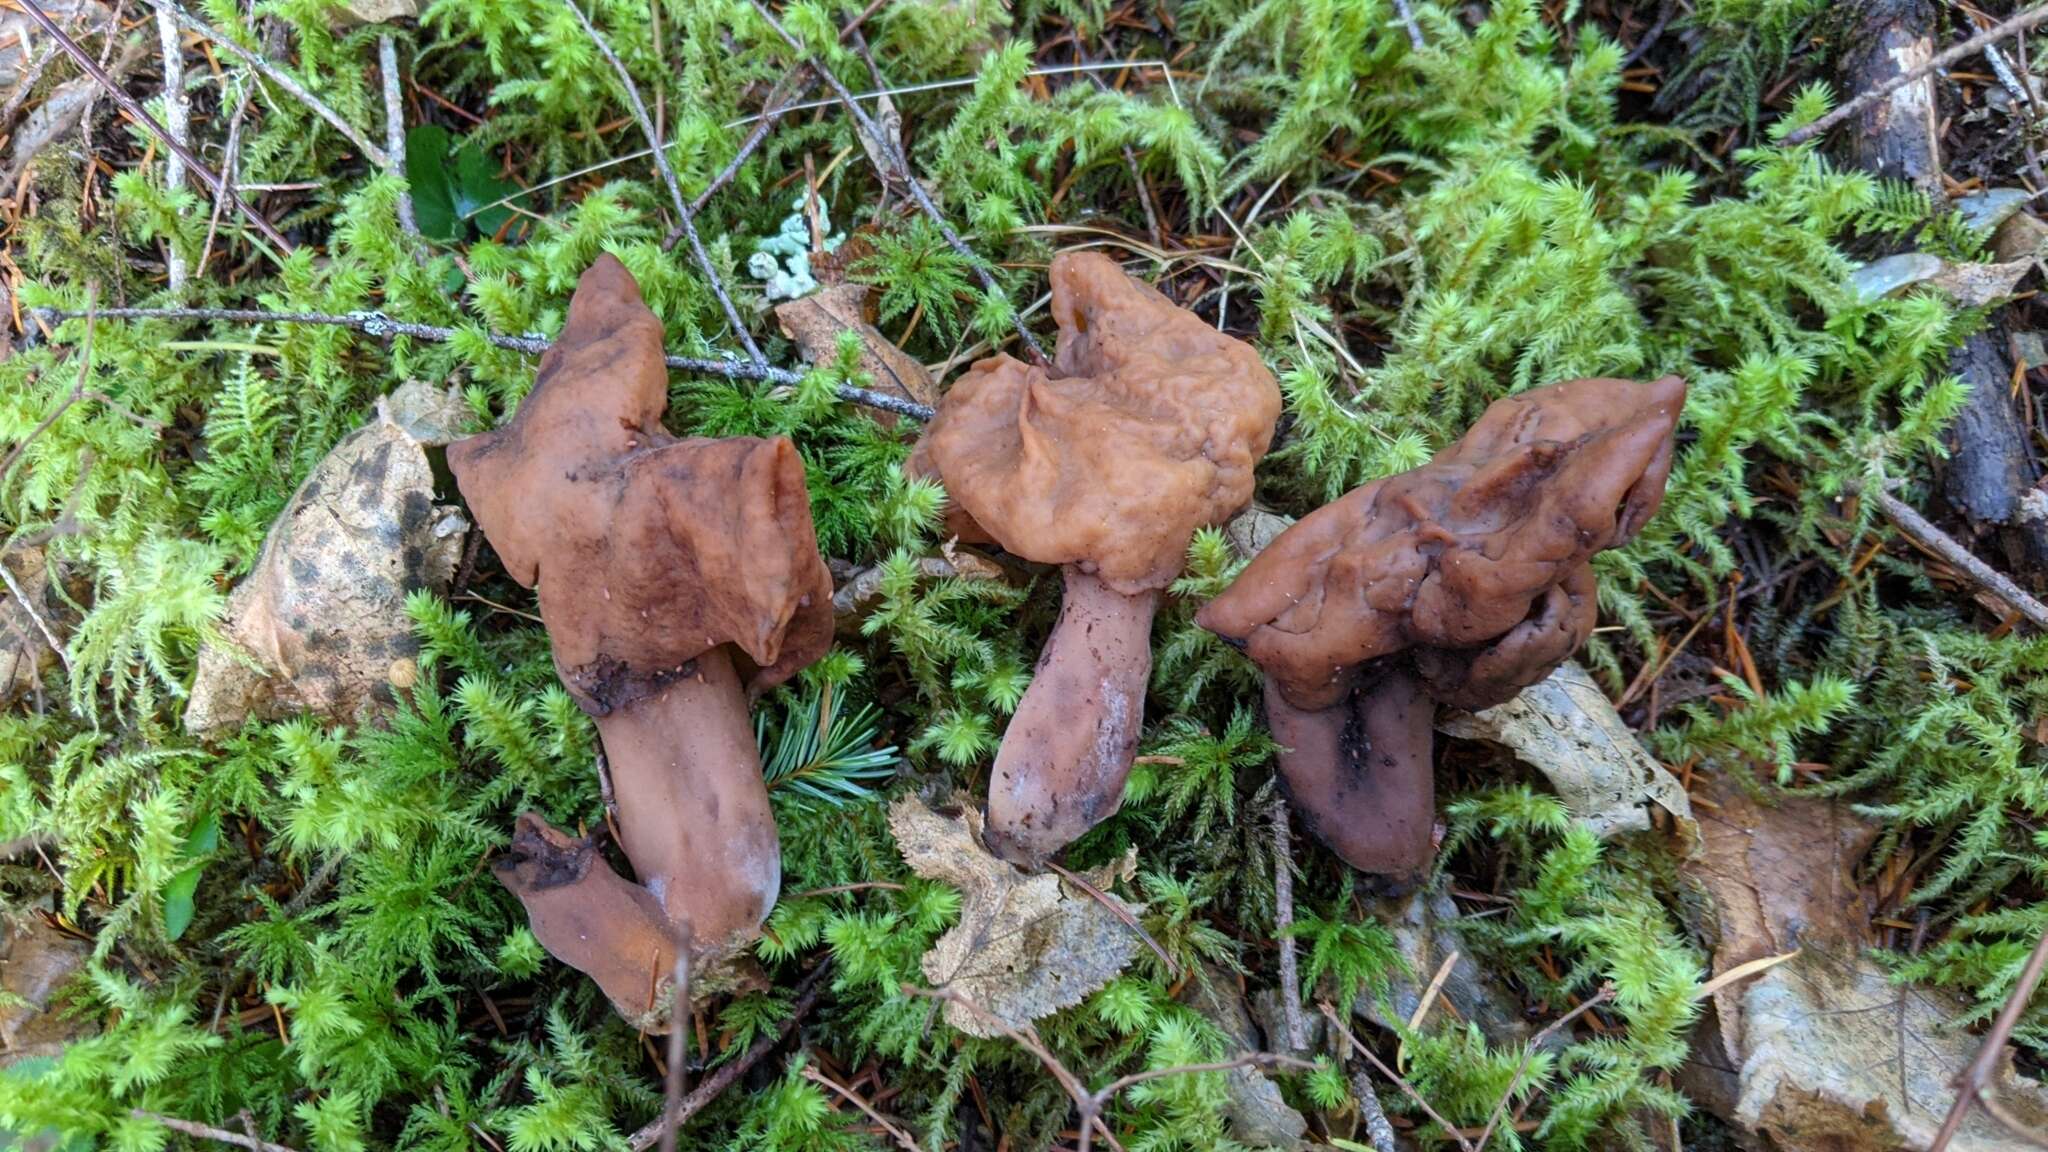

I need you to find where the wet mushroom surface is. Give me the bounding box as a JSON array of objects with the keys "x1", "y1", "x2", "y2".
[
  {"x1": 911, "y1": 250, "x2": 1282, "y2": 866},
  {"x1": 1198, "y1": 375, "x2": 1686, "y2": 877},
  {"x1": 448, "y1": 254, "x2": 833, "y2": 1024}
]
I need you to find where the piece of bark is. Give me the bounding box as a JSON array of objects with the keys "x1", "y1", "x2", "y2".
[
  {"x1": 1836, "y1": 0, "x2": 1943, "y2": 194},
  {"x1": 1183, "y1": 964, "x2": 1309, "y2": 1150},
  {"x1": 1943, "y1": 328, "x2": 2048, "y2": 578}
]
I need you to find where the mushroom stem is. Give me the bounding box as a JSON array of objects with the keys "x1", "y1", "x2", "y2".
[
  {"x1": 984, "y1": 569, "x2": 1157, "y2": 865},
  {"x1": 1264, "y1": 669, "x2": 1436, "y2": 878},
  {"x1": 598, "y1": 646, "x2": 781, "y2": 951},
  {"x1": 492, "y1": 646, "x2": 779, "y2": 1024}
]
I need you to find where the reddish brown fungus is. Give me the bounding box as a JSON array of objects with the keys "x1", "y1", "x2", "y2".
[
  {"x1": 448, "y1": 255, "x2": 832, "y2": 1023},
  {"x1": 1198, "y1": 375, "x2": 1686, "y2": 877},
  {"x1": 912, "y1": 251, "x2": 1281, "y2": 865}
]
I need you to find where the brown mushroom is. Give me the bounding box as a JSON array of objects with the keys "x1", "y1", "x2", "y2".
[
  {"x1": 1198, "y1": 376, "x2": 1685, "y2": 876},
  {"x1": 448, "y1": 255, "x2": 832, "y2": 1022},
  {"x1": 913, "y1": 251, "x2": 1281, "y2": 864}
]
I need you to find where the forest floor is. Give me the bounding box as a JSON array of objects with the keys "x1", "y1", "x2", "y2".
[{"x1": 8, "y1": 1, "x2": 2048, "y2": 1151}]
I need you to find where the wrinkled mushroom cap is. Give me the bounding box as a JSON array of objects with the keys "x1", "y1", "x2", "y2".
[
  {"x1": 1198, "y1": 376, "x2": 1685, "y2": 710},
  {"x1": 448, "y1": 254, "x2": 833, "y2": 712},
  {"x1": 915, "y1": 251, "x2": 1282, "y2": 594}
]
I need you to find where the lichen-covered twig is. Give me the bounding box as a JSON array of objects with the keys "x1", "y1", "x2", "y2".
[
  {"x1": 151, "y1": 2, "x2": 190, "y2": 289},
  {"x1": 1320, "y1": 1000, "x2": 1477, "y2": 1152},
  {"x1": 19, "y1": 0, "x2": 291, "y2": 252},
  {"x1": 379, "y1": 35, "x2": 418, "y2": 237},
  {"x1": 1783, "y1": 5, "x2": 2048, "y2": 145},
  {"x1": 566, "y1": 0, "x2": 765, "y2": 365},
  {"x1": 1271, "y1": 798, "x2": 1307, "y2": 1052},
  {"x1": 30, "y1": 305, "x2": 936, "y2": 420},
  {"x1": 1390, "y1": 0, "x2": 1425, "y2": 50},
  {"x1": 144, "y1": 0, "x2": 389, "y2": 167},
  {"x1": 749, "y1": 0, "x2": 1049, "y2": 366}
]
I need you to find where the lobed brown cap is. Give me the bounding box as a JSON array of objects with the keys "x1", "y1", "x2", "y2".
[
  {"x1": 915, "y1": 251, "x2": 1282, "y2": 594},
  {"x1": 448, "y1": 254, "x2": 832, "y2": 712},
  {"x1": 1199, "y1": 376, "x2": 1685, "y2": 710}
]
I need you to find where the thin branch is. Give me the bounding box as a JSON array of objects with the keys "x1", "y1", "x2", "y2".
[
  {"x1": 0, "y1": 556, "x2": 69, "y2": 675},
  {"x1": 151, "y1": 0, "x2": 190, "y2": 290},
  {"x1": 750, "y1": 0, "x2": 1048, "y2": 366},
  {"x1": 1390, "y1": 0, "x2": 1425, "y2": 50},
  {"x1": 566, "y1": 0, "x2": 764, "y2": 365},
  {"x1": 657, "y1": 949, "x2": 691, "y2": 1152},
  {"x1": 144, "y1": 0, "x2": 388, "y2": 166},
  {"x1": 197, "y1": 80, "x2": 253, "y2": 279},
  {"x1": 1783, "y1": 4, "x2": 2048, "y2": 145},
  {"x1": 379, "y1": 35, "x2": 417, "y2": 237},
  {"x1": 1271, "y1": 799, "x2": 1306, "y2": 1052},
  {"x1": 1320, "y1": 1001, "x2": 1477, "y2": 1152},
  {"x1": 1349, "y1": 1068, "x2": 1399, "y2": 1152},
  {"x1": 674, "y1": 71, "x2": 816, "y2": 230},
  {"x1": 18, "y1": 0, "x2": 289, "y2": 252},
  {"x1": 132, "y1": 1111, "x2": 303, "y2": 1152},
  {"x1": 1929, "y1": 928, "x2": 2048, "y2": 1152},
  {"x1": 1472, "y1": 984, "x2": 1615, "y2": 1152},
  {"x1": 31, "y1": 305, "x2": 936, "y2": 421},
  {"x1": 802, "y1": 1065, "x2": 925, "y2": 1152},
  {"x1": 1859, "y1": 484, "x2": 2048, "y2": 631},
  {"x1": 627, "y1": 960, "x2": 833, "y2": 1151}
]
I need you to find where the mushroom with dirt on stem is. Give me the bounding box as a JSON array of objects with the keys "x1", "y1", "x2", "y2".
[
  {"x1": 447, "y1": 255, "x2": 834, "y2": 1024},
  {"x1": 910, "y1": 251, "x2": 1282, "y2": 865},
  {"x1": 1197, "y1": 375, "x2": 1686, "y2": 877}
]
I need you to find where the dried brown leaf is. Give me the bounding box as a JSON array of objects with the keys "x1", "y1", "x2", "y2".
[{"x1": 774, "y1": 283, "x2": 938, "y2": 413}]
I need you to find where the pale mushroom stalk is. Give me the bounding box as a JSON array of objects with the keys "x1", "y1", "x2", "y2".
[{"x1": 984, "y1": 570, "x2": 1157, "y2": 865}]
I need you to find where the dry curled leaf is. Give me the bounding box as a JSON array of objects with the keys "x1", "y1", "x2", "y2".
[
  {"x1": 888, "y1": 792, "x2": 1142, "y2": 1038},
  {"x1": 184, "y1": 401, "x2": 469, "y2": 738},
  {"x1": 0, "y1": 547, "x2": 62, "y2": 706},
  {"x1": 774, "y1": 283, "x2": 938, "y2": 413},
  {"x1": 1437, "y1": 660, "x2": 1695, "y2": 844},
  {"x1": 1680, "y1": 776, "x2": 2048, "y2": 1152}
]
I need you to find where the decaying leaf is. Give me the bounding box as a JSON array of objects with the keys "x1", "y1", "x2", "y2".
[
  {"x1": 1, "y1": 547, "x2": 62, "y2": 706},
  {"x1": 1680, "y1": 776, "x2": 2048, "y2": 1152},
  {"x1": 1, "y1": 906, "x2": 93, "y2": 1064},
  {"x1": 183, "y1": 394, "x2": 469, "y2": 737},
  {"x1": 774, "y1": 283, "x2": 939, "y2": 413},
  {"x1": 1438, "y1": 660, "x2": 1694, "y2": 843},
  {"x1": 831, "y1": 550, "x2": 1007, "y2": 622},
  {"x1": 1353, "y1": 889, "x2": 1532, "y2": 1048},
  {"x1": 1850, "y1": 252, "x2": 2032, "y2": 307},
  {"x1": 1185, "y1": 964, "x2": 1308, "y2": 1150},
  {"x1": 888, "y1": 792, "x2": 1142, "y2": 1038}
]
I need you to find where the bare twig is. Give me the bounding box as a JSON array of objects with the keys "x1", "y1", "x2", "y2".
[
  {"x1": 19, "y1": 0, "x2": 290, "y2": 251},
  {"x1": 132, "y1": 1111, "x2": 303, "y2": 1152},
  {"x1": 151, "y1": 0, "x2": 189, "y2": 289},
  {"x1": 657, "y1": 949, "x2": 691, "y2": 1152},
  {"x1": 626, "y1": 960, "x2": 832, "y2": 1151},
  {"x1": 1044, "y1": 859, "x2": 1178, "y2": 980},
  {"x1": 750, "y1": 0, "x2": 1048, "y2": 366},
  {"x1": 1859, "y1": 483, "x2": 2048, "y2": 631},
  {"x1": 681, "y1": 75, "x2": 815, "y2": 222},
  {"x1": 566, "y1": 0, "x2": 764, "y2": 365},
  {"x1": 379, "y1": 35, "x2": 417, "y2": 237},
  {"x1": 1620, "y1": 0, "x2": 1673, "y2": 68},
  {"x1": 1471, "y1": 984, "x2": 1615, "y2": 1152},
  {"x1": 1271, "y1": 799, "x2": 1306, "y2": 1052},
  {"x1": 197, "y1": 80, "x2": 253, "y2": 279},
  {"x1": 1929, "y1": 927, "x2": 2048, "y2": 1152},
  {"x1": 31, "y1": 305, "x2": 936, "y2": 420},
  {"x1": 1784, "y1": 4, "x2": 2048, "y2": 145},
  {"x1": 0, "y1": 42, "x2": 62, "y2": 130},
  {"x1": 1320, "y1": 1001, "x2": 1477, "y2": 1152},
  {"x1": 144, "y1": 0, "x2": 388, "y2": 166},
  {"x1": 802, "y1": 1065, "x2": 925, "y2": 1152}
]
